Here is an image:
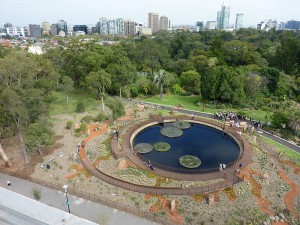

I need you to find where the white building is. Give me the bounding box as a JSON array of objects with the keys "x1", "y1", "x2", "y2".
[
  {"x1": 6, "y1": 27, "x2": 26, "y2": 38},
  {"x1": 206, "y1": 21, "x2": 216, "y2": 30}
]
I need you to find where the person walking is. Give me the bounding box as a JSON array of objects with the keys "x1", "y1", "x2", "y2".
[{"x1": 7, "y1": 181, "x2": 11, "y2": 188}]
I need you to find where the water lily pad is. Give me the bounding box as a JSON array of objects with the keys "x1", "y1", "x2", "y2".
[
  {"x1": 160, "y1": 126, "x2": 183, "y2": 138},
  {"x1": 179, "y1": 155, "x2": 201, "y2": 168},
  {"x1": 134, "y1": 143, "x2": 153, "y2": 154},
  {"x1": 153, "y1": 142, "x2": 171, "y2": 152},
  {"x1": 172, "y1": 121, "x2": 191, "y2": 129}
]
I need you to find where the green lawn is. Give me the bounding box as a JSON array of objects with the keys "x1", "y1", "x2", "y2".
[
  {"x1": 259, "y1": 135, "x2": 300, "y2": 160},
  {"x1": 142, "y1": 95, "x2": 272, "y2": 122},
  {"x1": 49, "y1": 91, "x2": 100, "y2": 115}
]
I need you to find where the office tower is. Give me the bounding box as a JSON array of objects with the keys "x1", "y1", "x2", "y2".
[
  {"x1": 196, "y1": 21, "x2": 204, "y2": 32},
  {"x1": 148, "y1": 13, "x2": 159, "y2": 33},
  {"x1": 216, "y1": 2, "x2": 230, "y2": 29},
  {"x1": 51, "y1": 24, "x2": 58, "y2": 36},
  {"x1": 235, "y1": 13, "x2": 244, "y2": 30},
  {"x1": 29, "y1": 24, "x2": 41, "y2": 37},
  {"x1": 57, "y1": 20, "x2": 68, "y2": 36},
  {"x1": 73, "y1": 25, "x2": 88, "y2": 34},
  {"x1": 159, "y1": 16, "x2": 169, "y2": 31},
  {"x1": 285, "y1": 20, "x2": 300, "y2": 30},
  {"x1": 125, "y1": 20, "x2": 136, "y2": 35},
  {"x1": 41, "y1": 21, "x2": 51, "y2": 32},
  {"x1": 206, "y1": 21, "x2": 216, "y2": 30}
]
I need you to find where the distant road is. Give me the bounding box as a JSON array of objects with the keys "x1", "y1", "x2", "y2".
[{"x1": 128, "y1": 99, "x2": 300, "y2": 154}]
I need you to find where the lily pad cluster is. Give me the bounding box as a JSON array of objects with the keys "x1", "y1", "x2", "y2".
[
  {"x1": 134, "y1": 143, "x2": 153, "y2": 154},
  {"x1": 153, "y1": 142, "x2": 171, "y2": 152},
  {"x1": 160, "y1": 126, "x2": 183, "y2": 137},
  {"x1": 179, "y1": 155, "x2": 201, "y2": 168},
  {"x1": 172, "y1": 121, "x2": 191, "y2": 129}
]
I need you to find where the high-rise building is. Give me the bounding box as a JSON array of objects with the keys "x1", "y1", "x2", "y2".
[
  {"x1": 114, "y1": 18, "x2": 125, "y2": 35},
  {"x1": 57, "y1": 20, "x2": 68, "y2": 36},
  {"x1": 6, "y1": 26, "x2": 26, "y2": 37},
  {"x1": 41, "y1": 21, "x2": 51, "y2": 32},
  {"x1": 51, "y1": 24, "x2": 58, "y2": 36},
  {"x1": 29, "y1": 24, "x2": 41, "y2": 37},
  {"x1": 216, "y1": 2, "x2": 230, "y2": 30},
  {"x1": 206, "y1": 21, "x2": 216, "y2": 30},
  {"x1": 148, "y1": 13, "x2": 159, "y2": 33},
  {"x1": 73, "y1": 25, "x2": 88, "y2": 34},
  {"x1": 99, "y1": 17, "x2": 108, "y2": 35},
  {"x1": 196, "y1": 21, "x2": 204, "y2": 32},
  {"x1": 235, "y1": 13, "x2": 244, "y2": 30},
  {"x1": 285, "y1": 20, "x2": 300, "y2": 30},
  {"x1": 159, "y1": 16, "x2": 169, "y2": 31},
  {"x1": 125, "y1": 20, "x2": 136, "y2": 35}
]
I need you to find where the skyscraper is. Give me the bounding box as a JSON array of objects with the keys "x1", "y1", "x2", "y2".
[
  {"x1": 57, "y1": 20, "x2": 68, "y2": 36},
  {"x1": 29, "y1": 24, "x2": 41, "y2": 37},
  {"x1": 41, "y1": 22, "x2": 51, "y2": 32},
  {"x1": 50, "y1": 24, "x2": 58, "y2": 36},
  {"x1": 216, "y1": 2, "x2": 230, "y2": 30},
  {"x1": 148, "y1": 13, "x2": 159, "y2": 33},
  {"x1": 159, "y1": 16, "x2": 169, "y2": 31},
  {"x1": 235, "y1": 13, "x2": 244, "y2": 30}
]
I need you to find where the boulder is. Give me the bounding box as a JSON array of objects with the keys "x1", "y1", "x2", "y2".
[
  {"x1": 171, "y1": 200, "x2": 176, "y2": 212},
  {"x1": 279, "y1": 213, "x2": 285, "y2": 219},
  {"x1": 275, "y1": 216, "x2": 279, "y2": 222}
]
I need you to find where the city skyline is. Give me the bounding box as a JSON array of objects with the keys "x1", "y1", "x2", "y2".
[{"x1": 1, "y1": 0, "x2": 300, "y2": 27}]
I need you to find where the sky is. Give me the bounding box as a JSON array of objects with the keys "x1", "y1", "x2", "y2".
[{"x1": 1, "y1": 0, "x2": 299, "y2": 27}]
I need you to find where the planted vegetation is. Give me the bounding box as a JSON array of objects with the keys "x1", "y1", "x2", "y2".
[{"x1": 172, "y1": 121, "x2": 191, "y2": 129}]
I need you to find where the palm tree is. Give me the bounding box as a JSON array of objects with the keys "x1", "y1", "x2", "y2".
[{"x1": 153, "y1": 70, "x2": 166, "y2": 101}]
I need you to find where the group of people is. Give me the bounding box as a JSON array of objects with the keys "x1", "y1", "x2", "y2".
[
  {"x1": 219, "y1": 163, "x2": 226, "y2": 171},
  {"x1": 214, "y1": 111, "x2": 238, "y2": 121},
  {"x1": 144, "y1": 161, "x2": 155, "y2": 170},
  {"x1": 113, "y1": 130, "x2": 119, "y2": 139}
]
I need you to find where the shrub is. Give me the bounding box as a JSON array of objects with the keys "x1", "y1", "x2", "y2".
[
  {"x1": 261, "y1": 105, "x2": 271, "y2": 112},
  {"x1": 105, "y1": 98, "x2": 125, "y2": 120},
  {"x1": 65, "y1": 120, "x2": 73, "y2": 129},
  {"x1": 32, "y1": 187, "x2": 41, "y2": 200},
  {"x1": 75, "y1": 102, "x2": 85, "y2": 113},
  {"x1": 93, "y1": 112, "x2": 106, "y2": 122},
  {"x1": 75, "y1": 123, "x2": 88, "y2": 137},
  {"x1": 80, "y1": 115, "x2": 94, "y2": 123},
  {"x1": 180, "y1": 92, "x2": 192, "y2": 96}
]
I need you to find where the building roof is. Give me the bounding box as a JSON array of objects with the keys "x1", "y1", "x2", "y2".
[{"x1": 0, "y1": 188, "x2": 97, "y2": 225}]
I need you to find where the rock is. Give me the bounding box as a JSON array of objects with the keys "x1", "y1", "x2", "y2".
[
  {"x1": 263, "y1": 222, "x2": 268, "y2": 225},
  {"x1": 208, "y1": 194, "x2": 214, "y2": 205},
  {"x1": 269, "y1": 216, "x2": 275, "y2": 221},
  {"x1": 275, "y1": 216, "x2": 279, "y2": 222},
  {"x1": 279, "y1": 213, "x2": 285, "y2": 219},
  {"x1": 171, "y1": 200, "x2": 176, "y2": 212},
  {"x1": 280, "y1": 219, "x2": 285, "y2": 223}
]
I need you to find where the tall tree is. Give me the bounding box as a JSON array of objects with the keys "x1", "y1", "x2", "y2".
[
  {"x1": 153, "y1": 70, "x2": 167, "y2": 101},
  {"x1": 86, "y1": 70, "x2": 111, "y2": 111}
]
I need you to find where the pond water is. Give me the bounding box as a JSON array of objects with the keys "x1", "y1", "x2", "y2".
[{"x1": 133, "y1": 123, "x2": 240, "y2": 173}]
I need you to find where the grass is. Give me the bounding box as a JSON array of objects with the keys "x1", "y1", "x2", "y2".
[
  {"x1": 142, "y1": 95, "x2": 272, "y2": 122},
  {"x1": 49, "y1": 91, "x2": 100, "y2": 115},
  {"x1": 259, "y1": 135, "x2": 300, "y2": 160}
]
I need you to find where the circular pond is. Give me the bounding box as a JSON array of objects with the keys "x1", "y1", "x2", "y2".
[{"x1": 133, "y1": 122, "x2": 240, "y2": 173}]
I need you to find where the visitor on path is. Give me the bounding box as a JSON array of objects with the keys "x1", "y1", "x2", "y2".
[
  {"x1": 81, "y1": 140, "x2": 85, "y2": 148},
  {"x1": 191, "y1": 114, "x2": 195, "y2": 120},
  {"x1": 7, "y1": 181, "x2": 11, "y2": 188},
  {"x1": 77, "y1": 143, "x2": 81, "y2": 153}
]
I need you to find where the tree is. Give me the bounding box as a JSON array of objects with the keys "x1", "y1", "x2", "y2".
[
  {"x1": 153, "y1": 70, "x2": 167, "y2": 100},
  {"x1": 86, "y1": 70, "x2": 111, "y2": 111},
  {"x1": 288, "y1": 112, "x2": 300, "y2": 132},
  {"x1": 105, "y1": 98, "x2": 125, "y2": 120},
  {"x1": 26, "y1": 119, "x2": 54, "y2": 155},
  {"x1": 271, "y1": 111, "x2": 289, "y2": 128},
  {"x1": 180, "y1": 70, "x2": 201, "y2": 94}
]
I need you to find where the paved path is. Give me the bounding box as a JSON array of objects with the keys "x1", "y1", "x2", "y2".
[
  {"x1": 0, "y1": 172, "x2": 156, "y2": 225},
  {"x1": 129, "y1": 99, "x2": 300, "y2": 154}
]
